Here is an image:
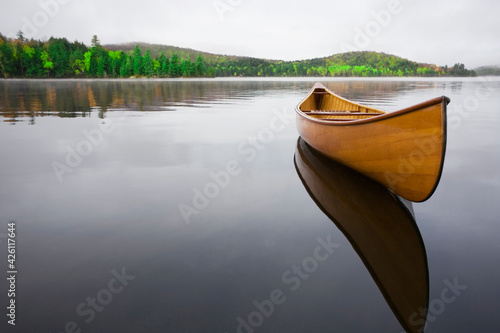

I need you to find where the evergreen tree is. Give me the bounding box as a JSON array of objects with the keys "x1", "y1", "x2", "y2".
[
  {"x1": 96, "y1": 51, "x2": 107, "y2": 77},
  {"x1": 159, "y1": 52, "x2": 170, "y2": 77},
  {"x1": 120, "y1": 54, "x2": 132, "y2": 77},
  {"x1": 21, "y1": 44, "x2": 36, "y2": 77},
  {"x1": 142, "y1": 50, "x2": 154, "y2": 76},
  {"x1": 168, "y1": 53, "x2": 181, "y2": 77},
  {"x1": 181, "y1": 58, "x2": 196, "y2": 77},
  {"x1": 132, "y1": 45, "x2": 143, "y2": 76},
  {"x1": 195, "y1": 54, "x2": 206, "y2": 76},
  {"x1": 0, "y1": 37, "x2": 16, "y2": 77},
  {"x1": 47, "y1": 38, "x2": 71, "y2": 77},
  {"x1": 91, "y1": 35, "x2": 100, "y2": 48},
  {"x1": 108, "y1": 50, "x2": 121, "y2": 77}
]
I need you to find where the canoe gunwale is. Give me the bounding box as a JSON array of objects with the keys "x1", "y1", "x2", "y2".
[{"x1": 296, "y1": 88, "x2": 449, "y2": 126}]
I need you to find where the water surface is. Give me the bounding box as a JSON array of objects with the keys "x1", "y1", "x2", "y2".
[{"x1": 0, "y1": 78, "x2": 499, "y2": 332}]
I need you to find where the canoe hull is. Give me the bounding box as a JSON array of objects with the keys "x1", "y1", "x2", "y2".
[{"x1": 296, "y1": 84, "x2": 448, "y2": 202}]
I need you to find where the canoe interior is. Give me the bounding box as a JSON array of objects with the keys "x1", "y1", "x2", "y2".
[{"x1": 298, "y1": 83, "x2": 386, "y2": 121}]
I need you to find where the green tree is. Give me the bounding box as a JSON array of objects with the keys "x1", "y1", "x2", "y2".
[
  {"x1": 21, "y1": 44, "x2": 36, "y2": 77},
  {"x1": 158, "y1": 52, "x2": 169, "y2": 77},
  {"x1": 47, "y1": 38, "x2": 72, "y2": 77},
  {"x1": 120, "y1": 54, "x2": 132, "y2": 77},
  {"x1": 13, "y1": 32, "x2": 26, "y2": 76},
  {"x1": 195, "y1": 54, "x2": 206, "y2": 76},
  {"x1": 449, "y1": 63, "x2": 475, "y2": 76},
  {"x1": 181, "y1": 58, "x2": 196, "y2": 77},
  {"x1": 168, "y1": 53, "x2": 181, "y2": 77},
  {"x1": 70, "y1": 49, "x2": 86, "y2": 76},
  {"x1": 40, "y1": 50, "x2": 53, "y2": 77},
  {"x1": 85, "y1": 36, "x2": 107, "y2": 77},
  {"x1": 16, "y1": 30, "x2": 26, "y2": 43},
  {"x1": 317, "y1": 66, "x2": 328, "y2": 76},
  {"x1": 142, "y1": 50, "x2": 154, "y2": 76},
  {"x1": 153, "y1": 59, "x2": 160, "y2": 76},
  {"x1": 83, "y1": 50, "x2": 92, "y2": 73},
  {"x1": 108, "y1": 50, "x2": 121, "y2": 77},
  {"x1": 91, "y1": 35, "x2": 100, "y2": 48},
  {"x1": 96, "y1": 50, "x2": 108, "y2": 77},
  {"x1": 0, "y1": 34, "x2": 20, "y2": 77},
  {"x1": 132, "y1": 45, "x2": 143, "y2": 76}
]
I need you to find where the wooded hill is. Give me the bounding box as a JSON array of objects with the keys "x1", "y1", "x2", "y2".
[
  {"x1": 0, "y1": 32, "x2": 477, "y2": 78},
  {"x1": 474, "y1": 65, "x2": 500, "y2": 76},
  {"x1": 106, "y1": 42, "x2": 477, "y2": 77},
  {"x1": 104, "y1": 42, "x2": 243, "y2": 64}
]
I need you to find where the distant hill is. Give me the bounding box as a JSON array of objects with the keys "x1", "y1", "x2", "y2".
[
  {"x1": 103, "y1": 43, "x2": 475, "y2": 77},
  {"x1": 474, "y1": 65, "x2": 500, "y2": 76},
  {"x1": 294, "y1": 51, "x2": 443, "y2": 72},
  {"x1": 105, "y1": 42, "x2": 430, "y2": 68},
  {"x1": 208, "y1": 50, "x2": 475, "y2": 77},
  {"x1": 103, "y1": 42, "x2": 243, "y2": 63}
]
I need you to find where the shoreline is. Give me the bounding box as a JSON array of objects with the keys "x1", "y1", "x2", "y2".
[{"x1": 1, "y1": 76, "x2": 496, "y2": 81}]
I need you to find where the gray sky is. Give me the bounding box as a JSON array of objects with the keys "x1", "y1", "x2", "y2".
[{"x1": 0, "y1": 0, "x2": 498, "y2": 68}]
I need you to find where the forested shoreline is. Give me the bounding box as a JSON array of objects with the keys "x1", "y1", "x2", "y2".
[{"x1": 0, "y1": 32, "x2": 477, "y2": 78}]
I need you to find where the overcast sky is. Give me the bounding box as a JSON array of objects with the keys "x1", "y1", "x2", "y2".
[{"x1": 0, "y1": 0, "x2": 498, "y2": 68}]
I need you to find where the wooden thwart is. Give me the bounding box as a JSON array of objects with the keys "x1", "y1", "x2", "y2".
[
  {"x1": 304, "y1": 111, "x2": 383, "y2": 116},
  {"x1": 315, "y1": 118, "x2": 357, "y2": 121}
]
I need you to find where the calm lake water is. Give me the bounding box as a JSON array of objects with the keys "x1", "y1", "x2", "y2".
[{"x1": 0, "y1": 78, "x2": 499, "y2": 332}]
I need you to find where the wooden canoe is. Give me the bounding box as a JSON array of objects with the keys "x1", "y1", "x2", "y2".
[
  {"x1": 296, "y1": 83, "x2": 449, "y2": 202},
  {"x1": 294, "y1": 137, "x2": 429, "y2": 333}
]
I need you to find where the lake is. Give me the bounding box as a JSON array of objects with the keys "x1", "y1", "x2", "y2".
[{"x1": 0, "y1": 77, "x2": 499, "y2": 332}]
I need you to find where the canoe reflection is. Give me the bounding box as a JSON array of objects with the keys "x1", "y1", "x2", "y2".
[{"x1": 294, "y1": 137, "x2": 429, "y2": 333}]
